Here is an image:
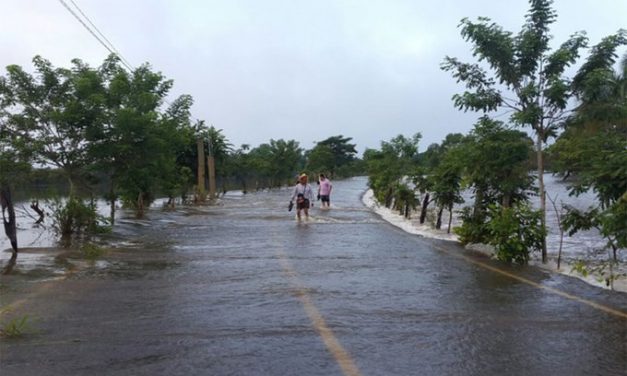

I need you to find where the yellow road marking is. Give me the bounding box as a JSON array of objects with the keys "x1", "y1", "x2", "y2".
[
  {"x1": 277, "y1": 250, "x2": 362, "y2": 376},
  {"x1": 428, "y1": 243, "x2": 627, "y2": 319}
]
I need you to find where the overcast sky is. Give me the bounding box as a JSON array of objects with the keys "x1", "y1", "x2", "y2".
[{"x1": 2, "y1": 1, "x2": 626, "y2": 153}]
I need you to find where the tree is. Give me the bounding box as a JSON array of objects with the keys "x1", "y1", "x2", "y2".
[
  {"x1": 160, "y1": 95, "x2": 197, "y2": 206},
  {"x1": 313, "y1": 135, "x2": 357, "y2": 177},
  {"x1": 1, "y1": 56, "x2": 105, "y2": 195},
  {"x1": 416, "y1": 133, "x2": 465, "y2": 226},
  {"x1": 441, "y1": 0, "x2": 625, "y2": 262},
  {"x1": 454, "y1": 118, "x2": 536, "y2": 246},
  {"x1": 550, "y1": 51, "x2": 627, "y2": 262},
  {"x1": 305, "y1": 144, "x2": 335, "y2": 175},
  {"x1": 364, "y1": 133, "x2": 421, "y2": 208},
  {"x1": 268, "y1": 139, "x2": 303, "y2": 186},
  {"x1": 87, "y1": 57, "x2": 187, "y2": 218},
  {"x1": 430, "y1": 152, "x2": 464, "y2": 233}
]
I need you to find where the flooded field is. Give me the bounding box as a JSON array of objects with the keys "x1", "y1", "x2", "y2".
[{"x1": 1, "y1": 177, "x2": 626, "y2": 375}]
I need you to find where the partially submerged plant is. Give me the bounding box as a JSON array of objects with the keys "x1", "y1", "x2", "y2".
[{"x1": 0, "y1": 315, "x2": 33, "y2": 338}]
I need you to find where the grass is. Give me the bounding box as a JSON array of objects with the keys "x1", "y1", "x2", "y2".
[
  {"x1": 81, "y1": 243, "x2": 106, "y2": 260},
  {"x1": 0, "y1": 315, "x2": 32, "y2": 338}
]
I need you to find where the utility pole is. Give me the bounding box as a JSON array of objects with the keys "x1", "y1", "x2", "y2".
[
  {"x1": 196, "y1": 138, "x2": 206, "y2": 201},
  {"x1": 207, "y1": 140, "x2": 217, "y2": 200}
]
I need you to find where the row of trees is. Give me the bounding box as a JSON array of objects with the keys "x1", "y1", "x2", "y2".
[
  {"x1": 0, "y1": 54, "x2": 362, "y2": 249},
  {"x1": 366, "y1": 0, "x2": 626, "y2": 266}
]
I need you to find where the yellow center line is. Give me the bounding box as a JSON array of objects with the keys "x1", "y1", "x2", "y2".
[
  {"x1": 428, "y1": 243, "x2": 627, "y2": 319},
  {"x1": 277, "y1": 250, "x2": 362, "y2": 376}
]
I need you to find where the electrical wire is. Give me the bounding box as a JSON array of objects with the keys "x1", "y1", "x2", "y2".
[
  {"x1": 56, "y1": 0, "x2": 133, "y2": 72},
  {"x1": 67, "y1": 0, "x2": 135, "y2": 71},
  {"x1": 56, "y1": 0, "x2": 200, "y2": 120}
]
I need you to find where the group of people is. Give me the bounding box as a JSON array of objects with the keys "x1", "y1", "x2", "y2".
[{"x1": 289, "y1": 173, "x2": 332, "y2": 221}]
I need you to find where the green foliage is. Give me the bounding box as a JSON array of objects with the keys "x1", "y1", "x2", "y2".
[
  {"x1": 0, "y1": 315, "x2": 32, "y2": 338},
  {"x1": 306, "y1": 144, "x2": 335, "y2": 175},
  {"x1": 364, "y1": 133, "x2": 421, "y2": 208},
  {"x1": 570, "y1": 259, "x2": 625, "y2": 289},
  {"x1": 457, "y1": 118, "x2": 535, "y2": 219},
  {"x1": 550, "y1": 50, "x2": 627, "y2": 261},
  {"x1": 392, "y1": 183, "x2": 418, "y2": 217},
  {"x1": 49, "y1": 197, "x2": 107, "y2": 238},
  {"x1": 81, "y1": 242, "x2": 106, "y2": 260},
  {"x1": 454, "y1": 206, "x2": 488, "y2": 245},
  {"x1": 310, "y1": 135, "x2": 357, "y2": 176},
  {"x1": 442, "y1": 0, "x2": 625, "y2": 262},
  {"x1": 486, "y1": 203, "x2": 546, "y2": 264}
]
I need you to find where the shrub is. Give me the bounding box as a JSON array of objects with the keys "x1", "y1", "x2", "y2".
[
  {"x1": 486, "y1": 203, "x2": 546, "y2": 264},
  {"x1": 49, "y1": 197, "x2": 108, "y2": 237}
]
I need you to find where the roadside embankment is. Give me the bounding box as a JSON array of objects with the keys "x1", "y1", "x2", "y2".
[{"x1": 361, "y1": 189, "x2": 627, "y2": 293}]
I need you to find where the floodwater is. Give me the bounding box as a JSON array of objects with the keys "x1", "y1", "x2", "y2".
[{"x1": 1, "y1": 177, "x2": 626, "y2": 375}]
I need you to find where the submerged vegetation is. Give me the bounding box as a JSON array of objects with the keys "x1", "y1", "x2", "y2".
[
  {"x1": 365, "y1": 0, "x2": 625, "y2": 270},
  {"x1": 0, "y1": 53, "x2": 363, "y2": 249},
  {"x1": 0, "y1": 1, "x2": 624, "y2": 287}
]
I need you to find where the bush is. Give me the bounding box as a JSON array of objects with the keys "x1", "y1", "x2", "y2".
[
  {"x1": 49, "y1": 197, "x2": 108, "y2": 237},
  {"x1": 486, "y1": 203, "x2": 545, "y2": 264},
  {"x1": 454, "y1": 206, "x2": 489, "y2": 245}
]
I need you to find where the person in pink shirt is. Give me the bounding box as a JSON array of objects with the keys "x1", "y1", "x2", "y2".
[{"x1": 317, "y1": 174, "x2": 333, "y2": 209}]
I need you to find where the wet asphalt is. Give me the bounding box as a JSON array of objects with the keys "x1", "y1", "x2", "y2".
[{"x1": 0, "y1": 177, "x2": 626, "y2": 376}]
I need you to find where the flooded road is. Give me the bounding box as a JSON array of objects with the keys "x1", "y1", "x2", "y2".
[{"x1": 1, "y1": 177, "x2": 626, "y2": 375}]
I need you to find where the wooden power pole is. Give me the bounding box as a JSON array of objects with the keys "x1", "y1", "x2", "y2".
[
  {"x1": 207, "y1": 141, "x2": 217, "y2": 200},
  {"x1": 197, "y1": 138, "x2": 206, "y2": 200}
]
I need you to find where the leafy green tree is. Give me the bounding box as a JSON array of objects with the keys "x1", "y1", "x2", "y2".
[
  {"x1": 87, "y1": 57, "x2": 186, "y2": 218},
  {"x1": 415, "y1": 133, "x2": 465, "y2": 226},
  {"x1": 159, "y1": 95, "x2": 197, "y2": 206},
  {"x1": 314, "y1": 135, "x2": 357, "y2": 177},
  {"x1": 225, "y1": 144, "x2": 253, "y2": 193},
  {"x1": 247, "y1": 143, "x2": 275, "y2": 188},
  {"x1": 305, "y1": 144, "x2": 335, "y2": 175},
  {"x1": 431, "y1": 152, "x2": 464, "y2": 232},
  {"x1": 364, "y1": 133, "x2": 421, "y2": 208},
  {"x1": 486, "y1": 202, "x2": 546, "y2": 264},
  {"x1": 268, "y1": 139, "x2": 303, "y2": 186},
  {"x1": 441, "y1": 0, "x2": 625, "y2": 262},
  {"x1": 454, "y1": 118, "x2": 535, "y2": 245},
  {"x1": 551, "y1": 52, "x2": 627, "y2": 261},
  {"x1": 1, "y1": 56, "x2": 105, "y2": 195}
]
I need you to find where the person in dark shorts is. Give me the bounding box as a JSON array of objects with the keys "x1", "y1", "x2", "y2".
[
  {"x1": 290, "y1": 173, "x2": 314, "y2": 221},
  {"x1": 317, "y1": 174, "x2": 333, "y2": 209}
]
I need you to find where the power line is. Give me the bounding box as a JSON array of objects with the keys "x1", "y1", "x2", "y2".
[
  {"x1": 67, "y1": 0, "x2": 135, "y2": 71},
  {"x1": 56, "y1": 0, "x2": 201, "y2": 121},
  {"x1": 56, "y1": 0, "x2": 133, "y2": 72}
]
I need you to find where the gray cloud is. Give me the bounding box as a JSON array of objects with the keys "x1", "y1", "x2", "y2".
[{"x1": 2, "y1": 0, "x2": 625, "y2": 153}]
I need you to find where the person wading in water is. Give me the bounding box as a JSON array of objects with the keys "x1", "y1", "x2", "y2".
[
  {"x1": 317, "y1": 173, "x2": 333, "y2": 209},
  {"x1": 290, "y1": 173, "x2": 314, "y2": 221}
]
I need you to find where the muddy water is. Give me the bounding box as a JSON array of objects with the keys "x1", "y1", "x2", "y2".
[{"x1": 1, "y1": 177, "x2": 626, "y2": 375}]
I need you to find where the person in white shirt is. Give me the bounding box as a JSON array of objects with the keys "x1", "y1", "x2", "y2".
[{"x1": 290, "y1": 173, "x2": 314, "y2": 221}]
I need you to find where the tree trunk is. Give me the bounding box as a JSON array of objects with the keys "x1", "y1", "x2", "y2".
[
  {"x1": 207, "y1": 154, "x2": 216, "y2": 200},
  {"x1": 420, "y1": 193, "x2": 430, "y2": 224},
  {"x1": 447, "y1": 203, "x2": 454, "y2": 234},
  {"x1": 197, "y1": 138, "x2": 206, "y2": 201},
  {"x1": 502, "y1": 192, "x2": 512, "y2": 208},
  {"x1": 435, "y1": 206, "x2": 443, "y2": 229},
  {"x1": 109, "y1": 184, "x2": 116, "y2": 226},
  {"x1": 136, "y1": 192, "x2": 145, "y2": 218},
  {"x1": 536, "y1": 132, "x2": 547, "y2": 263},
  {"x1": 1, "y1": 186, "x2": 18, "y2": 254},
  {"x1": 473, "y1": 187, "x2": 484, "y2": 221}
]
